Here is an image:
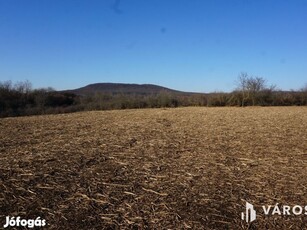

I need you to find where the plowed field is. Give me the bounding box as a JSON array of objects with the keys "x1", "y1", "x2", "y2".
[{"x1": 1, "y1": 107, "x2": 306, "y2": 229}]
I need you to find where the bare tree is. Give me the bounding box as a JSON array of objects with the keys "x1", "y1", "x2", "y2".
[
  {"x1": 14, "y1": 80, "x2": 32, "y2": 94},
  {"x1": 0, "y1": 80, "x2": 13, "y2": 91},
  {"x1": 237, "y1": 73, "x2": 267, "y2": 106},
  {"x1": 237, "y1": 72, "x2": 249, "y2": 106},
  {"x1": 246, "y1": 76, "x2": 266, "y2": 106}
]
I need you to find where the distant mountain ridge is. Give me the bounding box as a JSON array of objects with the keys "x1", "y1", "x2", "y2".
[{"x1": 65, "y1": 83, "x2": 188, "y2": 96}]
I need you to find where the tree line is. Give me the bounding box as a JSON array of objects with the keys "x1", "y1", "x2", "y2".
[
  {"x1": 0, "y1": 74, "x2": 306, "y2": 117},
  {"x1": 0, "y1": 80, "x2": 78, "y2": 117}
]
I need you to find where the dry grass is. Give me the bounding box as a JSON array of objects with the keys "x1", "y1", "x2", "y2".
[{"x1": 0, "y1": 107, "x2": 306, "y2": 229}]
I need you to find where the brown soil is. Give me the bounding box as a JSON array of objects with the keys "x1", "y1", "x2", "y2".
[{"x1": 0, "y1": 107, "x2": 306, "y2": 229}]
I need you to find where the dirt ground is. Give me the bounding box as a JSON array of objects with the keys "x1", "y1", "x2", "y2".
[{"x1": 0, "y1": 107, "x2": 306, "y2": 229}]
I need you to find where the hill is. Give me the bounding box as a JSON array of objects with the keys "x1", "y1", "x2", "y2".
[{"x1": 65, "y1": 83, "x2": 187, "y2": 96}]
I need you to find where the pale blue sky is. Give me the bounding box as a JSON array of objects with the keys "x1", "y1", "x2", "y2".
[{"x1": 0, "y1": 0, "x2": 306, "y2": 92}]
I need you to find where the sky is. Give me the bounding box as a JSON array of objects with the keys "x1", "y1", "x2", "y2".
[{"x1": 0, "y1": 0, "x2": 306, "y2": 92}]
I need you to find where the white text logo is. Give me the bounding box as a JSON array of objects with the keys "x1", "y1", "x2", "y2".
[
  {"x1": 241, "y1": 202, "x2": 307, "y2": 223},
  {"x1": 3, "y1": 216, "x2": 46, "y2": 228}
]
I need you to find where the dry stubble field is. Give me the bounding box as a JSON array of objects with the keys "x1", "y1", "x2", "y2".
[{"x1": 0, "y1": 107, "x2": 306, "y2": 229}]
